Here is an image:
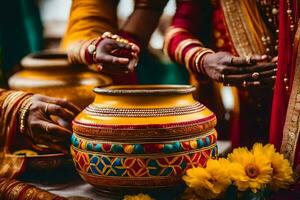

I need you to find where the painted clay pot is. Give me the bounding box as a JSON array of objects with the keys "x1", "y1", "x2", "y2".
[
  {"x1": 8, "y1": 50, "x2": 112, "y2": 108},
  {"x1": 71, "y1": 85, "x2": 218, "y2": 191}
]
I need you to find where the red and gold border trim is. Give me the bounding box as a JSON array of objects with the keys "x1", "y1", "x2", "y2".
[{"x1": 72, "y1": 115, "x2": 217, "y2": 140}]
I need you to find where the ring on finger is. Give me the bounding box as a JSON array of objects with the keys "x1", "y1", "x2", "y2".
[
  {"x1": 45, "y1": 103, "x2": 50, "y2": 115},
  {"x1": 251, "y1": 72, "x2": 260, "y2": 80},
  {"x1": 242, "y1": 81, "x2": 247, "y2": 88}
]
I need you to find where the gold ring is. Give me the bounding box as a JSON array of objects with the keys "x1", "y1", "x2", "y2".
[
  {"x1": 45, "y1": 103, "x2": 49, "y2": 115},
  {"x1": 251, "y1": 72, "x2": 260, "y2": 79},
  {"x1": 242, "y1": 81, "x2": 247, "y2": 88},
  {"x1": 245, "y1": 55, "x2": 251, "y2": 64}
]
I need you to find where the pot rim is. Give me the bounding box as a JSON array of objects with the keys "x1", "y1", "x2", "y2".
[{"x1": 93, "y1": 85, "x2": 196, "y2": 95}]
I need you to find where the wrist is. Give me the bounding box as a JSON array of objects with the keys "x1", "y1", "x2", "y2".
[
  {"x1": 194, "y1": 49, "x2": 214, "y2": 78},
  {"x1": 118, "y1": 30, "x2": 142, "y2": 50},
  {"x1": 85, "y1": 36, "x2": 102, "y2": 64}
]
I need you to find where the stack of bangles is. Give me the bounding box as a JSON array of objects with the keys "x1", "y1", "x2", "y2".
[
  {"x1": 164, "y1": 26, "x2": 215, "y2": 79},
  {"x1": 68, "y1": 32, "x2": 133, "y2": 66}
]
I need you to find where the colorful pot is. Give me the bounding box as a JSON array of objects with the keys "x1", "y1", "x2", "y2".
[
  {"x1": 71, "y1": 85, "x2": 218, "y2": 191},
  {"x1": 8, "y1": 50, "x2": 112, "y2": 108}
]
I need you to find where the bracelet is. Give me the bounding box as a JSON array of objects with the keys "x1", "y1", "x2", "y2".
[
  {"x1": 85, "y1": 32, "x2": 132, "y2": 64},
  {"x1": 194, "y1": 48, "x2": 215, "y2": 75},
  {"x1": 86, "y1": 37, "x2": 102, "y2": 64},
  {"x1": 19, "y1": 97, "x2": 32, "y2": 135},
  {"x1": 184, "y1": 47, "x2": 203, "y2": 73},
  {"x1": 163, "y1": 27, "x2": 188, "y2": 56},
  {"x1": 175, "y1": 39, "x2": 203, "y2": 64}
]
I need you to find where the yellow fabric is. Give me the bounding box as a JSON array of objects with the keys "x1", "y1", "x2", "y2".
[
  {"x1": 240, "y1": 0, "x2": 271, "y2": 54},
  {"x1": 61, "y1": 0, "x2": 119, "y2": 49},
  {"x1": 0, "y1": 90, "x2": 30, "y2": 178}
]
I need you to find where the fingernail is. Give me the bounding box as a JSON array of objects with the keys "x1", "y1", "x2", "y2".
[
  {"x1": 261, "y1": 55, "x2": 268, "y2": 59},
  {"x1": 120, "y1": 58, "x2": 129, "y2": 63},
  {"x1": 131, "y1": 45, "x2": 140, "y2": 52},
  {"x1": 97, "y1": 65, "x2": 103, "y2": 71}
]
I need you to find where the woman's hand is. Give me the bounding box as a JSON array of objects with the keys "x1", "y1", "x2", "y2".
[
  {"x1": 26, "y1": 94, "x2": 80, "y2": 154},
  {"x1": 202, "y1": 52, "x2": 277, "y2": 88},
  {"x1": 93, "y1": 37, "x2": 140, "y2": 74}
]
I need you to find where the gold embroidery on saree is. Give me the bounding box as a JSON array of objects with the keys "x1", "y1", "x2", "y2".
[
  {"x1": 281, "y1": 21, "x2": 300, "y2": 166},
  {"x1": 220, "y1": 0, "x2": 272, "y2": 57}
]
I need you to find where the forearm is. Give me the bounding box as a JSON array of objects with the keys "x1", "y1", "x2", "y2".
[
  {"x1": 120, "y1": 0, "x2": 169, "y2": 47},
  {"x1": 61, "y1": 0, "x2": 119, "y2": 49},
  {"x1": 165, "y1": 0, "x2": 214, "y2": 75},
  {"x1": 0, "y1": 89, "x2": 32, "y2": 148}
]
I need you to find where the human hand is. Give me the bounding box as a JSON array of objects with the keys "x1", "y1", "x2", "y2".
[
  {"x1": 202, "y1": 52, "x2": 277, "y2": 88},
  {"x1": 93, "y1": 36, "x2": 140, "y2": 74},
  {"x1": 26, "y1": 95, "x2": 80, "y2": 154}
]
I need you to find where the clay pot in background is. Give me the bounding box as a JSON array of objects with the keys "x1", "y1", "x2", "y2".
[{"x1": 9, "y1": 50, "x2": 112, "y2": 109}]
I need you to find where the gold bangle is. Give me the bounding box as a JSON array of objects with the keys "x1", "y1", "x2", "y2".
[
  {"x1": 19, "y1": 97, "x2": 32, "y2": 134},
  {"x1": 194, "y1": 48, "x2": 214, "y2": 74},
  {"x1": 175, "y1": 39, "x2": 202, "y2": 64},
  {"x1": 185, "y1": 47, "x2": 203, "y2": 73},
  {"x1": 199, "y1": 51, "x2": 214, "y2": 75},
  {"x1": 163, "y1": 27, "x2": 188, "y2": 56}
]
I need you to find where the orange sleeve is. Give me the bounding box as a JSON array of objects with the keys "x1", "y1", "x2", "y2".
[{"x1": 61, "y1": 0, "x2": 119, "y2": 49}]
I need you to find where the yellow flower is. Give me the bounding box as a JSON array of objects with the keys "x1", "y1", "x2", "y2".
[
  {"x1": 252, "y1": 143, "x2": 294, "y2": 190},
  {"x1": 183, "y1": 158, "x2": 232, "y2": 200},
  {"x1": 123, "y1": 193, "x2": 154, "y2": 200},
  {"x1": 228, "y1": 146, "x2": 272, "y2": 193}
]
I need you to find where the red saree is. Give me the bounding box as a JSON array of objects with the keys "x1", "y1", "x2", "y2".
[
  {"x1": 270, "y1": 0, "x2": 299, "y2": 156},
  {"x1": 270, "y1": 0, "x2": 300, "y2": 167}
]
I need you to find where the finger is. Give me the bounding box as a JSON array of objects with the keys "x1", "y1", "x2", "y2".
[
  {"x1": 127, "y1": 58, "x2": 138, "y2": 72},
  {"x1": 115, "y1": 42, "x2": 134, "y2": 51},
  {"x1": 47, "y1": 142, "x2": 69, "y2": 154},
  {"x1": 100, "y1": 62, "x2": 131, "y2": 74},
  {"x1": 225, "y1": 69, "x2": 277, "y2": 82},
  {"x1": 41, "y1": 121, "x2": 72, "y2": 137},
  {"x1": 229, "y1": 55, "x2": 268, "y2": 66},
  {"x1": 37, "y1": 96, "x2": 81, "y2": 114},
  {"x1": 272, "y1": 56, "x2": 278, "y2": 63},
  {"x1": 239, "y1": 77, "x2": 276, "y2": 88},
  {"x1": 96, "y1": 54, "x2": 129, "y2": 65},
  {"x1": 221, "y1": 63, "x2": 277, "y2": 74},
  {"x1": 43, "y1": 103, "x2": 75, "y2": 121},
  {"x1": 129, "y1": 43, "x2": 140, "y2": 52}
]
